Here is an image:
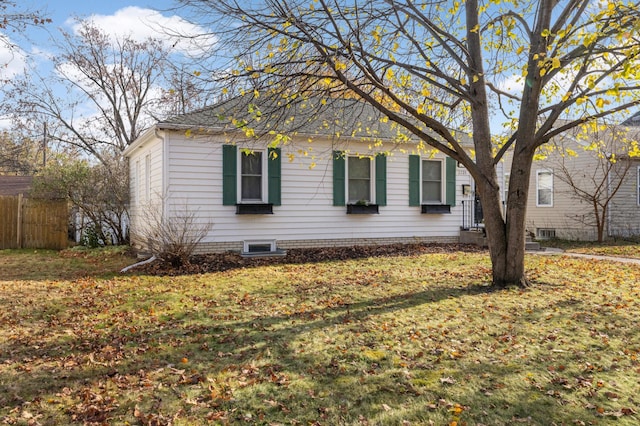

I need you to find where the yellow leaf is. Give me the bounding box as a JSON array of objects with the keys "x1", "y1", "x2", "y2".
[{"x1": 516, "y1": 46, "x2": 524, "y2": 55}]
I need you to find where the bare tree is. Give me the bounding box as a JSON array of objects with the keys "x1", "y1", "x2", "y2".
[
  {"x1": 0, "y1": 1, "x2": 50, "y2": 62},
  {"x1": 30, "y1": 154, "x2": 130, "y2": 245},
  {"x1": 176, "y1": 0, "x2": 640, "y2": 287},
  {"x1": 549, "y1": 125, "x2": 636, "y2": 242},
  {"x1": 2, "y1": 20, "x2": 175, "y2": 166},
  {"x1": 0, "y1": 131, "x2": 43, "y2": 175}
]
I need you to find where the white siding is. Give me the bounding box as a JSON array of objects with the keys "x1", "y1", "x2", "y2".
[
  {"x1": 158, "y1": 132, "x2": 471, "y2": 251},
  {"x1": 524, "y1": 147, "x2": 604, "y2": 240},
  {"x1": 608, "y1": 160, "x2": 640, "y2": 237},
  {"x1": 127, "y1": 133, "x2": 164, "y2": 246}
]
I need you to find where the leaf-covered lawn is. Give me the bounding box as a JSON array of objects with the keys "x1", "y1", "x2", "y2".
[
  {"x1": 543, "y1": 239, "x2": 640, "y2": 259},
  {"x1": 1, "y1": 248, "x2": 639, "y2": 425}
]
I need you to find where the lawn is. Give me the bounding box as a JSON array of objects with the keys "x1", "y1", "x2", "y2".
[
  {"x1": 1, "y1": 246, "x2": 639, "y2": 425},
  {"x1": 542, "y1": 239, "x2": 640, "y2": 259}
]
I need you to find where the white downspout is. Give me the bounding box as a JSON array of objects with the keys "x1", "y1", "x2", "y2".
[{"x1": 155, "y1": 127, "x2": 169, "y2": 221}]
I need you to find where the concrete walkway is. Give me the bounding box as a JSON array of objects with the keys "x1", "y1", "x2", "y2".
[{"x1": 529, "y1": 247, "x2": 640, "y2": 265}]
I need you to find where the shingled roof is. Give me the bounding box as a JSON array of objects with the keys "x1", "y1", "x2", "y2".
[
  {"x1": 0, "y1": 176, "x2": 33, "y2": 196},
  {"x1": 158, "y1": 95, "x2": 407, "y2": 142}
]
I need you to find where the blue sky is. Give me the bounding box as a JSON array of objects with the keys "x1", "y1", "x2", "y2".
[{"x1": 1, "y1": 0, "x2": 208, "y2": 80}]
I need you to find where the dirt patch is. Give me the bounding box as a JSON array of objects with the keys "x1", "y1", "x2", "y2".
[{"x1": 126, "y1": 243, "x2": 486, "y2": 276}]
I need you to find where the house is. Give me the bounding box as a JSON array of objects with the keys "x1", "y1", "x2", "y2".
[
  {"x1": 123, "y1": 96, "x2": 476, "y2": 255},
  {"x1": 0, "y1": 175, "x2": 33, "y2": 196},
  {"x1": 515, "y1": 120, "x2": 640, "y2": 241}
]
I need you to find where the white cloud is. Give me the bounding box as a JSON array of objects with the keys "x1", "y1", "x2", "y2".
[
  {"x1": 0, "y1": 35, "x2": 27, "y2": 80},
  {"x1": 66, "y1": 6, "x2": 215, "y2": 56},
  {"x1": 496, "y1": 74, "x2": 524, "y2": 95}
]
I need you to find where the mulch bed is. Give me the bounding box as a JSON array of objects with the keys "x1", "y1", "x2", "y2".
[{"x1": 127, "y1": 243, "x2": 486, "y2": 276}]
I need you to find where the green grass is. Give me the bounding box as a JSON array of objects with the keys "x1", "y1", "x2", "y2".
[{"x1": 1, "y1": 248, "x2": 640, "y2": 425}]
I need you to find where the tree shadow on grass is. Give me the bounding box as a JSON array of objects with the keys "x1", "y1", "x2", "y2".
[{"x1": 3, "y1": 277, "x2": 633, "y2": 424}]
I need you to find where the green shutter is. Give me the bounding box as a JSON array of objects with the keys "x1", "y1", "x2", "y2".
[
  {"x1": 333, "y1": 150, "x2": 345, "y2": 206},
  {"x1": 446, "y1": 156, "x2": 456, "y2": 206},
  {"x1": 222, "y1": 144, "x2": 237, "y2": 205},
  {"x1": 268, "y1": 147, "x2": 281, "y2": 205},
  {"x1": 375, "y1": 154, "x2": 387, "y2": 206},
  {"x1": 408, "y1": 155, "x2": 420, "y2": 206}
]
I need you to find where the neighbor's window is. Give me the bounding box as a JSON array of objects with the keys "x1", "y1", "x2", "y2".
[
  {"x1": 637, "y1": 166, "x2": 640, "y2": 206},
  {"x1": 348, "y1": 156, "x2": 371, "y2": 203},
  {"x1": 536, "y1": 170, "x2": 553, "y2": 207},
  {"x1": 422, "y1": 159, "x2": 444, "y2": 204},
  {"x1": 241, "y1": 151, "x2": 263, "y2": 201},
  {"x1": 503, "y1": 172, "x2": 510, "y2": 204}
]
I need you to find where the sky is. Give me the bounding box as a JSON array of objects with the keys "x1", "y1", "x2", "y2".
[
  {"x1": 1, "y1": 0, "x2": 209, "y2": 81},
  {"x1": 0, "y1": 0, "x2": 217, "y2": 130}
]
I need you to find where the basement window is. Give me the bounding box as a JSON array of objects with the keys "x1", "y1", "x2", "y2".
[
  {"x1": 536, "y1": 228, "x2": 556, "y2": 240},
  {"x1": 241, "y1": 240, "x2": 287, "y2": 258}
]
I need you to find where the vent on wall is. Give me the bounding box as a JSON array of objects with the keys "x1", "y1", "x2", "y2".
[{"x1": 536, "y1": 228, "x2": 556, "y2": 240}]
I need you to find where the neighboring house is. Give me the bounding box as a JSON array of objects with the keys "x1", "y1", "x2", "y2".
[
  {"x1": 514, "y1": 121, "x2": 640, "y2": 241},
  {"x1": 0, "y1": 175, "x2": 33, "y2": 196},
  {"x1": 123, "y1": 96, "x2": 476, "y2": 255}
]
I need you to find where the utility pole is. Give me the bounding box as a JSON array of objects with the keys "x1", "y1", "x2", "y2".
[{"x1": 42, "y1": 122, "x2": 47, "y2": 168}]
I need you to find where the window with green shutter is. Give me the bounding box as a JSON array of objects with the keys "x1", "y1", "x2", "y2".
[
  {"x1": 446, "y1": 157, "x2": 456, "y2": 206},
  {"x1": 268, "y1": 147, "x2": 281, "y2": 206},
  {"x1": 222, "y1": 145, "x2": 237, "y2": 206},
  {"x1": 375, "y1": 154, "x2": 387, "y2": 206},
  {"x1": 409, "y1": 154, "x2": 456, "y2": 209},
  {"x1": 222, "y1": 144, "x2": 281, "y2": 210},
  {"x1": 333, "y1": 151, "x2": 346, "y2": 206},
  {"x1": 408, "y1": 155, "x2": 420, "y2": 206},
  {"x1": 334, "y1": 151, "x2": 386, "y2": 210}
]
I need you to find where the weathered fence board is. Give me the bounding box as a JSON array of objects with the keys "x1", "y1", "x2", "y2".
[{"x1": 0, "y1": 196, "x2": 68, "y2": 249}]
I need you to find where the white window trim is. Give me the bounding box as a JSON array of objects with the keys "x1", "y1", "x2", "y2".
[
  {"x1": 346, "y1": 155, "x2": 375, "y2": 204},
  {"x1": 536, "y1": 169, "x2": 554, "y2": 207},
  {"x1": 237, "y1": 148, "x2": 268, "y2": 203},
  {"x1": 243, "y1": 239, "x2": 276, "y2": 253},
  {"x1": 637, "y1": 166, "x2": 640, "y2": 206},
  {"x1": 145, "y1": 154, "x2": 151, "y2": 202},
  {"x1": 135, "y1": 160, "x2": 141, "y2": 204},
  {"x1": 421, "y1": 157, "x2": 446, "y2": 205},
  {"x1": 503, "y1": 172, "x2": 510, "y2": 204}
]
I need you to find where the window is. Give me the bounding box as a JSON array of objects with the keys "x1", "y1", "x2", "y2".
[
  {"x1": 145, "y1": 154, "x2": 151, "y2": 201},
  {"x1": 422, "y1": 159, "x2": 443, "y2": 204},
  {"x1": 135, "y1": 160, "x2": 141, "y2": 203},
  {"x1": 240, "y1": 151, "x2": 263, "y2": 201},
  {"x1": 243, "y1": 239, "x2": 276, "y2": 253},
  {"x1": 503, "y1": 173, "x2": 510, "y2": 204},
  {"x1": 536, "y1": 170, "x2": 553, "y2": 207},
  {"x1": 536, "y1": 228, "x2": 556, "y2": 239},
  {"x1": 222, "y1": 145, "x2": 281, "y2": 208},
  {"x1": 332, "y1": 151, "x2": 386, "y2": 207},
  {"x1": 408, "y1": 155, "x2": 456, "y2": 208},
  {"x1": 348, "y1": 156, "x2": 371, "y2": 203}
]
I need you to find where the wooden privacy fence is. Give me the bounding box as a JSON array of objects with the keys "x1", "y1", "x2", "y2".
[{"x1": 0, "y1": 195, "x2": 69, "y2": 250}]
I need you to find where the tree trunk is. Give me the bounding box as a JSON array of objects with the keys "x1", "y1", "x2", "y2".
[{"x1": 479, "y1": 147, "x2": 534, "y2": 288}]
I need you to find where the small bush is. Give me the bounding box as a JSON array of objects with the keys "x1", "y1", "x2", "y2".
[{"x1": 137, "y1": 199, "x2": 212, "y2": 267}]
